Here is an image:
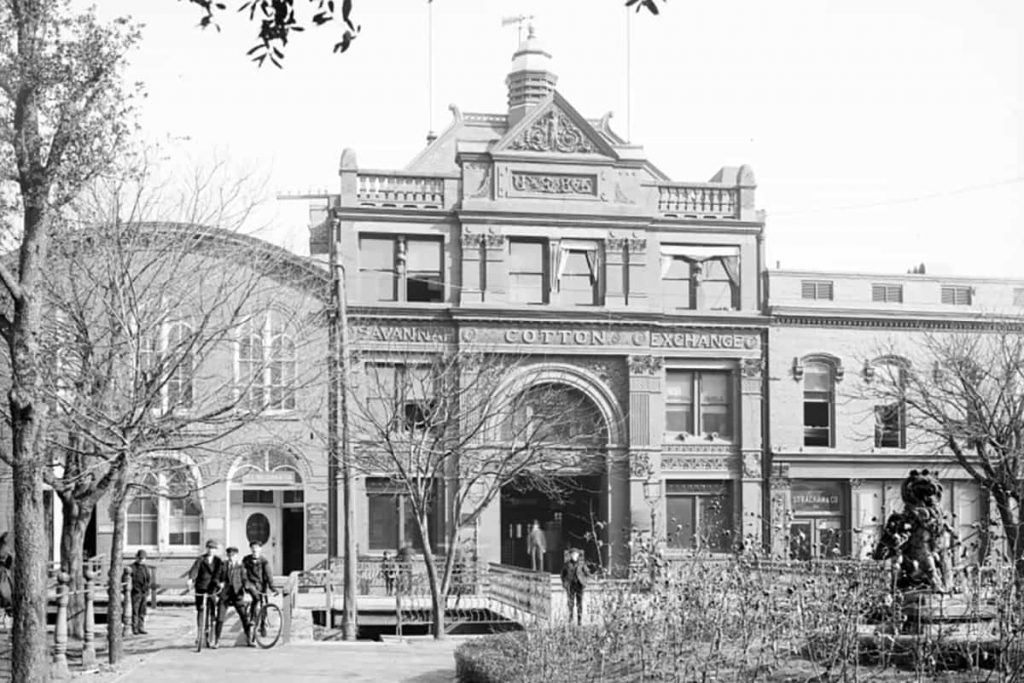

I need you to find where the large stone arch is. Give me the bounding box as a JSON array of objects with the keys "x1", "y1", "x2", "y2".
[{"x1": 491, "y1": 361, "x2": 627, "y2": 449}]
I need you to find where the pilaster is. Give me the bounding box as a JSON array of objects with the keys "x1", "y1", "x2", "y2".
[
  {"x1": 626, "y1": 233, "x2": 648, "y2": 306},
  {"x1": 768, "y1": 464, "x2": 792, "y2": 558},
  {"x1": 627, "y1": 354, "x2": 663, "y2": 533},
  {"x1": 739, "y1": 355, "x2": 765, "y2": 545},
  {"x1": 604, "y1": 235, "x2": 627, "y2": 307},
  {"x1": 483, "y1": 230, "x2": 508, "y2": 301},
  {"x1": 460, "y1": 231, "x2": 485, "y2": 304}
]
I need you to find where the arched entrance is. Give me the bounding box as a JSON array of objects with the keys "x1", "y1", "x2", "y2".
[
  {"x1": 498, "y1": 374, "x2": 617, "y2": 572},
  {"x1": 227, "y1": 445, "x2": 306, "y2": 574}
]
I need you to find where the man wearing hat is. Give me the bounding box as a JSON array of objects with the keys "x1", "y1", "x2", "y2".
[
  {"x1": 129, "y1": 549, "x2": 153, "y2": 635},
  {"x1": 187, "y1": 539, "x2": 224, "y2": 648}
]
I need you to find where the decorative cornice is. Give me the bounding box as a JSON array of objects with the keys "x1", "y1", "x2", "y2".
[
  {"x1": 661, "y1": 454, "x2": 732, "y2": 471},
  {"x1": 772, "y1": 312, "x2": 1024, "y2": 333}
]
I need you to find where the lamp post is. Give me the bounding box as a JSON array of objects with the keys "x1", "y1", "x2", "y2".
[
  {"x1": 328, "y1": 212, "x2": 358, "y2": 640},
  {"x1": 642, "y1": 478, "x2": 662, "y2": 542}
]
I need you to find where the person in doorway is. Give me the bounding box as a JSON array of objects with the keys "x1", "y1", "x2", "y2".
[
  {"x1": 527, "y1": 520, "x2": 547, "y2": 572},
  {"x1": 186, "y1": 539, "x2": 224, "y2": 648},
  {"x1": 560, "y1": 548, "x2": 590, "y2": 626},
  {"x1": 130, "y1": 549, "x2": 154, "y2": 635},
  {"x1": 218, "y1": 547, "x2": 255, "y2": 648},
  {"x1": 381, "y1": 551, "x2": 398, "y2": 596}
]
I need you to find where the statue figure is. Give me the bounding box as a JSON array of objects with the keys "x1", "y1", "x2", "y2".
[{"x1": 871, "y1": 469, "x2": 956, "y2": 593}]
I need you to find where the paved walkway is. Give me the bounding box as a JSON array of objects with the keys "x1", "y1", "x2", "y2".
[
  {"x1": 2, "y1": 608, "x2": 460, "y2": 683},
  {"x1": 112, "y1": 639, "x2": 459, "y2": 683}
]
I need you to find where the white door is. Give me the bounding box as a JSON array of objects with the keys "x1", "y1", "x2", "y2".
[{"x1": 242, "y1": 504, "x2": 282, "y2": 574}]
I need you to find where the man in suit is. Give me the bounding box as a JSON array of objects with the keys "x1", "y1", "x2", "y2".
[
  {"x1": 130, "y1": 549, "x2": 154, "y2": 635},
  {"x1": 560, "y1": 548, "x2": 590, "y2": 626},
  {"x1": 186, "y1": 539, "x2": 224, "y2": 648},
  {"x1": 219, "y1": 546, "x2": 255, "y2": 647},
  {"x1": 242, "y1": 540, "x2": 276, "y2": 638}
]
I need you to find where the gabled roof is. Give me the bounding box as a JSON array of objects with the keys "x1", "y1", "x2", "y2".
[
  {"x1": 491, "y1": 92, "x2": 619, "y2": 159},
  {"x1": 404, "y1": 108, "x2": 507, "y2": 175}
]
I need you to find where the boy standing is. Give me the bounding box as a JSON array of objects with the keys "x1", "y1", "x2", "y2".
[
  {"x1": 219, "y1": 547, "x2": 255, "y2": 647},
  {"x1": 186, "y1": 539, "x2": 224, "y2": 648},
  {"x1": 130, "y1": 549, "x2": 153, "y2": 635},
  {"x1": 560, "y1": 548, "x2": 590, "y2": 625},
  {"x1": 381, "y1": 551, "x2": 397, "y2": 596}
]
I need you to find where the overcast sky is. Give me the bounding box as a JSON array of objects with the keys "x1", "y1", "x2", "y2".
[{"x1": 95, "y1": 0, "x2": 1024, "y2": 277}]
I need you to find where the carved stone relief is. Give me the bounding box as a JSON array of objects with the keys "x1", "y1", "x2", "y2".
[
  {"x1": 660, "y1": 455, "x2": 731, "y2": 471},
  {"x1": 742, "y1": 452, "x2": 761, "y2": 479},
  {"x1": 742, "y1": 357, "x2": 764, "y2": 379},
  {"x1": 508, "y1": 109, "x2": 597, "y2": 154},
  {"x1": 630, "y1": 451, "x2": 652, "y2": 478},
  {"x1": 510, "y1": 172, "x2": 596, "y2": 196},
  {"x1": 627, "y1": 355, "x2": 663, "y2": 376}
]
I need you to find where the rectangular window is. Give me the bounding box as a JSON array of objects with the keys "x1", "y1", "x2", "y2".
[
  {"x1": 664, "y1": 370, "x2": 733, "y2": 441},
  {"x1": 366, "y1": 478, "x2": 438, "y2": 552},
  {"x1": 801, "y1": 280, "x2": 834, "y2": 300},
  {"x1": 359, "y1": 236, "x2": 397, "y2": 302},
  {"x1": 508, "y1": 240, "x2": 548, "y2": 304},
  {"x1": 874, "y1": 403, "x2": 905, "y2": 448},
  {"x1": 803, "y1": 363, "x2": 833, "y2": 447},
  {"x1": 665, "y1": 482, "x2": 732, "y2": 552},
  {"x1": 283, "y1": 490, "x2": 305, "y2": 505},
  {"x1": 871, "y1": 283, "x2": 903, "y2": 303},
  {"x1": 940, "y1": 285, "x2": 972, "y2": 306},
  {"x1": 555, "y1": 241, "x2": 602, "y2": 306},
  {"x1": 364, "y1": 364, "x2": 435, "y2": 432},
  {"x1": 660, "y1": 245, "x2": 739, "y2": 311},
  {"x1": 359, "y1": 235, "x2": 444, "y2": 303},
  {"x1": 405, "y1": 238, "x2": 444, "y2": 302},
  {"x1": 660, "y1": 254, "x2": 693, "y2": 310},
  {"x1": 168, "y1": 497, "x2": 202, "y2": 546}
]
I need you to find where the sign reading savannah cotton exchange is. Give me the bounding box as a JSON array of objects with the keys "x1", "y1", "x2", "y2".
[{"x1": 363, "y1": 324, "x2": 760, "y2": 350}]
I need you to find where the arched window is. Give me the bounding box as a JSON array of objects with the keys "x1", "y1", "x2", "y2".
[
  {"x1": 126, "y1": 461, "x2": 203, "y2": 551},
  {"x1": 237, "y1": 311, "x2": 297, "y2": 411},
  {"x1": 139, "y1": 318, "x2": 195, "y2": 411},
  {"x1": 803, "y1": 361, "x2": 835, "y2": 447}
]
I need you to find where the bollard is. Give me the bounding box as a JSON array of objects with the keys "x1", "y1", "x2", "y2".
[
  {"x1": 53, "y1": 572, "x2": 70, "y2": 679},
  {"x1": 82, "y1": 567, "x2": 97, "y2": 668}
]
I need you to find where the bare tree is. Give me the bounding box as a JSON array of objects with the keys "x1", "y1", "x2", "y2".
[
  {"x1": 349, "y1": 346, "x2": 610, "y2": 638},
  {"x1": 864, "y1": 325, "x2": 1024, "y2": 586},
  {"x1": 31, "y1": 171, "x2": 326, "y2": 662},
  {"x1": 0, "y1": 2, "x2": 139, "y2": 678}
]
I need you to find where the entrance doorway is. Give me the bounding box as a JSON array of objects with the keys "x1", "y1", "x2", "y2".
[
  {"x1": 500, "y1": 475, "x2": 604, "y2": 571},
  {"x1": 237, "y1": 488, "x2": 305, "y2": 575}
]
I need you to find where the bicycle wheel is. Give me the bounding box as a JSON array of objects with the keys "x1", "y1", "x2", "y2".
[{"x1": 254, "y1": 603, "x2": 282, "y2": 649}]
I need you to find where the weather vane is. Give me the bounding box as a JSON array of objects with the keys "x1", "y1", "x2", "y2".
[{"x1": 501, "y1": 14, "x2": 535, "y2": 44}]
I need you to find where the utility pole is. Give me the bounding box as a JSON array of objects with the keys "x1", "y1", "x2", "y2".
[{"x1": 329, "y1": 213, "x2": 358, "y2": 640}]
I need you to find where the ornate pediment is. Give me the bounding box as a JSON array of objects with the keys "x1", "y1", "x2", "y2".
[{"x1": 493, "y1": 92, "x2": 617, "y2": 158}]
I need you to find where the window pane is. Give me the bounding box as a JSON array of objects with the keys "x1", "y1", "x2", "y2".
[
  {"x1": 405, "y1": 239, "x2": 442, "y2": 272},
  {"x1": 699, "y1": 373, "x2": 732, "y2": 439},
  {"x1": 698, "y1": 495, "x2": 732, "y2": 552},
  {"x1": 666, "y1": 406, "x2": 694, "y2": 433},
  {"x1": 559, "y1": 248, "x2": 599, "y2": 305},
  {"x1": 406, "y1": 273, "x2": 444, "y2": 302},
  {"x1": 509, "y1": 274, "x2": 546, "y2": 304},
  {"x1": 665, "y1": 371, "x2": 693, "y2": 433},
  {"x1": 368, "y1": 494, "x2": 399, "y2": 550},
  {"x1": 702, "y1": 281, "x2": 733, "y2": 310},
  {"x1": 803, "y1": 363, "x2": 832, "y2": 392},
  {"x1": 803, "y1": 401, "x2": 831, "y2": 446},
  {"x1": 666, "y1": 496, "x2": 695, "y2": 549},
  {"x1": 360, "y1": 237, "x2": 396, "y2": 270},
  {"x1": 665, "y1": 372, "x2": 693, "y2": 401},
  {"x1": 364, "y1": 272, "x2": 397, "y2": 302},
  {"x1": 875, "y1": 403, "x2": 904, "y2": 448},
  {"x1": 509, "y1": 241, "x2": 543, "y2": 271}
]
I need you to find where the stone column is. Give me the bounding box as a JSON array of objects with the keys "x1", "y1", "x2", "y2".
[
  {"x1": 627, "y1": 355, "x2": 663, "y2": 539},
  {"x1": 483, "y1": 230, "x2": 508, "y2": 302},
  {"x1": 460, "y1": 231, "x2": 485, "y2": 304},
  {"x1": 739, "y1": 356, "x2": 765, "y2": 547},
  {"x1": 626, "y1": 234, "x2": 648, "y2": 307},
  {"x1": 604, "y1": 235, "x2": 627, "y2": 307},
  {"x1": 53, "y1": 572, "x2": 70, "y2": 679}
]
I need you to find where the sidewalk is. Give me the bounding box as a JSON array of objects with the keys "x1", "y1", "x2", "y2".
[{"x1": 3, "y1": 608, "x2": 459, "y2": 683}]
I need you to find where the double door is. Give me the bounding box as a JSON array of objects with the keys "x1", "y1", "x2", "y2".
[{"x1": 789, "y1": 517, "x2": 842, "y2": 560}]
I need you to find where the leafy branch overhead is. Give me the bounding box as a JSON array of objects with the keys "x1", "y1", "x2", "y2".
[{"x1": 184, "y1": 0, "x2": 665, "y2": 67}]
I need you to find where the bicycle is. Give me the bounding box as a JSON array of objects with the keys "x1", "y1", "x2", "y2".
[
  {"x1": 194, "y1": 591, "x2": 218, "y2": 653},
  {"x1": 247, "y1": 591, "x2": 282, "y2": 649}
]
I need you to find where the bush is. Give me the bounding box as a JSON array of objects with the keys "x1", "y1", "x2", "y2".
[{"x1": 454, "y1": 633, "x2": 527, "y2": 683}]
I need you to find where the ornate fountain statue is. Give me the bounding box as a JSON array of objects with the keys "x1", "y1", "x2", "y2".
[{"x1": 871, "y1": 469, "x2": 955, "y2": 593}]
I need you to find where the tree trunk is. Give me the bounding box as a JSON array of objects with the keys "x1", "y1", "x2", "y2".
[
  {"x1": 418, "y1": 518, "x2": 446, "y2": 640},
  {"x1": 60, "y1": 498, "x2": 94, "y2": 639},
  {"x1": 10, "y1": 455, "x2": 49, "y2": 683},
  {"x1": 106, "y1": 482, "x2": 128, "y2": 665}
]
